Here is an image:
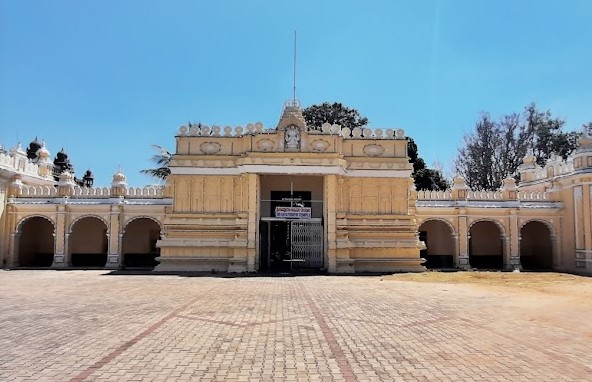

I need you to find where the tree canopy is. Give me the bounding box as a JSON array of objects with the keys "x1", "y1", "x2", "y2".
[
  {"x1": 455, "y1": 103, "x2": 581, "y2": 191},
  {"x1": 303, "y1": 102, "x2": 448, "y2": 191},
  {"x1": 407, "y1": 137, "x2": 449, "y2": 191},
  {"x1": 303, "y1": 102, "x2": 369, "y2": 130}
]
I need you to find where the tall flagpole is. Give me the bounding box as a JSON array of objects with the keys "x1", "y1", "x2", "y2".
[{"x1": 293, "y1": 30, "x2": 297, "y2": 104}]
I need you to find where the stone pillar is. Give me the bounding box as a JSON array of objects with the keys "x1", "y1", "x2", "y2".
[
  {"x1": 457, "y1": 211, "x2": 470, "y2": 269},
  {"x1": 105, "y1": 206, "x2": 122, "y2": 269},
  {"x1": 324, "y1": 174, "x2": 338, "y2": 273},
  {"x1": 8, "y1": 232, "x2": 20, "y2": 267},
  {"x1": 52, "y1": 206, "x2": 68, "y2": 267},
  {"x1": 551, "y1": 235, "x2": 560, "y2": 269},
  {"x1": 245, "y1": 173, "x2": 259, "y2": 272},
  {"x1": 451, "y1": 234, "x2": 459, "y2": 267},
  {"x1": 501, "y1": 235, "x2": 512, "y2": 270},
  {"x1": 508, "y1": 211, "x2": 521, "y2": 270},
  {"x1": 1, "y1": 202, "x2": 15, "y2": 267},
  {"x1": 63, "y1": 233, "x2": 71, "y2": 267},
  {"x1": 582, "y1": 184, "x2": 592, "y2": 258}
]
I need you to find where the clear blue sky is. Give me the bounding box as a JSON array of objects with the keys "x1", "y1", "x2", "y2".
[{"x1": 1, "y1": 1, "x2": 591, "y2": 186}]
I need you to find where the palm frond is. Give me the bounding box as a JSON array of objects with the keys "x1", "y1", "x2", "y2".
[{"x1": 141, "y1": 145, "x2": 173, "y2": 180}]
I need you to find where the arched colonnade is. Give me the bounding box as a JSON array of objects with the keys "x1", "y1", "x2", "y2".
[
  {"x1": 418, "y1": 217, "x2": 557, "y2": 270},
  {"x1": 11, "y1": 215, "x2": 161, "y2": 269}
]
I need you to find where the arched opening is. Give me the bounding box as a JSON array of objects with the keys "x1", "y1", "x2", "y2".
[
  {"x1": 70, "y1": 217, "x2": 108, "y2": 267},
  {"x1": 18, "y1": 217, "x2": 54, "y2": 267},
  {"x1": 520, "y1": 221, "x2": 553, "y2": 270},
  {"x1": 122, "y1": 218, "x2": 161, "y2": 268},
  {"x1": 469, "y1": 221, "x2": 503, "y2": 269},
  {"x1": 418, "y1": 220, "x2": 454, "y2": 268}
]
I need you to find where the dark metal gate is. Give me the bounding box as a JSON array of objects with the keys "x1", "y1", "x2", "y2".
[{"x1": 290, "y1": 220, "x2": 323, "y2": 269}]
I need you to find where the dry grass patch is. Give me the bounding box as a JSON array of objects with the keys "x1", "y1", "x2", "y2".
[{"x1": 382, "y1": 271, "x2": 592, "y2": 292}]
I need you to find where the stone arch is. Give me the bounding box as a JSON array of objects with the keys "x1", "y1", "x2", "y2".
[
  {"x1": 468, "y1": 218, "x2": 506, "y2": 236},
  {"x1": 520, "y1": 220, "x2": 554, "y2": 270},
  {"x1": 16, "y1": 216, "x2": 55, "y2": 267},
  {"x1": 469, "y1": 219, "x2": 504, "y2": 269},
  {"x1": 69, "y1": 214, "x2": 109, "y2": 234},
  {"x1": 69, "y1": 216, "x2": 108, "y2": 267},
  {"x1": 16, "y1": 214, "x2": 55, "y2": 233},
  {"x1": 519, "y1": 218, "x2": 556, "y2": 238},
  {"x1": 418, "y1": 219, "x2": 455, "y2": 269},
  {"x1": 123, "y1": 215, "x2": 162, "y2": 232},
  {"x1": 122, "y1": 217, "x2": 161, "y2": 268}
]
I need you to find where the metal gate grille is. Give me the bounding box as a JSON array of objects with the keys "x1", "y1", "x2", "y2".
[{"x1": 290, "y1": 221, "x2": 323, "y2": 269}]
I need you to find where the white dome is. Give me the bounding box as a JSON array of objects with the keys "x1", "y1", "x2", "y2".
[{"x1": 36, "y1": 144, "x2": 51, "y2": 160}]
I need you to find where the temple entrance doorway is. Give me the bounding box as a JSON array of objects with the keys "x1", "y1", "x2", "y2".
[
  {"x1": 259, "y1": 175, "x2": 324, "y2": 273},
  {"x1": 259, "y1": 219, "x2": 323, "y2": 272}
]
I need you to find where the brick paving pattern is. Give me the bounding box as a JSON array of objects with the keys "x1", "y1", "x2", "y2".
[{"x1": 0, "y1": 271, "x2": 591, "y2": 381}]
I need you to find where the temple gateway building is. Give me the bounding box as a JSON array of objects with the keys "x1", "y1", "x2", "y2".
[{"x1": 1, "y1": 103, "x2": 591, "y2": 274}]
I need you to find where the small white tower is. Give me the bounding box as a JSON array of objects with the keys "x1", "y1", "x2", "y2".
[
  {"x1": 35, "y1": 141, "x2": 54, "y2": 179},
  {"x1": 111, "y1": 167, "x2": 127, "y2": 197}
]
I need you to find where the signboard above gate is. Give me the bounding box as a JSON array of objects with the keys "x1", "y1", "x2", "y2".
[{"x1": 275, "y1": 206, "x2": 312, "y2": 219}]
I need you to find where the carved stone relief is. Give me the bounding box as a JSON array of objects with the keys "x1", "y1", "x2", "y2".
[
  {"x1": 363, "y1": 144, "x2": 385, "y2": 156},
  {"x1": 257, "y1": 139, "x2": 275, "y2": 151},
  {"x1": 310, "y1": 139, "x2": 330, "y2": 152},
  {"x1": 199, "y1": 142, "x2": 221, "y2": 155},
  {"x1": 285, "y1": 125, "x2": 301, "y2": 150}
]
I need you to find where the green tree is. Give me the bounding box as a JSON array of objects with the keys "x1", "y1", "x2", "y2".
[
  {"x1": 413, "y1": 168, "x2": 449, "y2": 191},
  {"x1": 408, "y1": 137, "x2": 449, "y2": 191},
  {"x1": 455, "y1": 113, "x2": 501, "y2": 190},
  {"x1": 522, "y1": 103, "x2": 577, "y2": 165},
  {"x1": 306, "y1": 102, "x2": 448, "y2": 191},
  {"x1": 455, "y1": 104, "x2": 580, "y2": 190},
  {"x1": 303, "y1": 102, "x2": 369, "y2": 130}
]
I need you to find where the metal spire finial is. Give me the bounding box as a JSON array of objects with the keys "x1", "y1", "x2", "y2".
[{"x1": 293, "y1": 30, "x2": 297, "y2": 104}]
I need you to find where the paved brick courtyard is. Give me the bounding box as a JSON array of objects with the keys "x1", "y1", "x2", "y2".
[{"x1": 0, "y1": 271, "x2": 591, "y2": 381}]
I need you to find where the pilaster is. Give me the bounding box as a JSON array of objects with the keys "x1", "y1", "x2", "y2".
[
  {"x1": 9, "y1": 232, "x2": 20, "y2": 267},
  {"x1": 501, "y1": 235, "x2": 512, "y2": 270},
  {"x1": 457, "y1": 210, "x2": 470, "y2": 269},
  {"x1": 451, "y1": 234, "x2": 459, "y2": 267},
  {"x1": 583, "y1": 184, "x2": 591, "y2": 253},
  {"x1": 324, "y1": 174, "x2": 338, "y2": 273},
  {"x1": 508, "y1": 211, "x2": 521, "y2": 270},
  {"x1": 52, "y1": 206, "x2": 68, "y2": 267},
  {"x1": 243, "y1": 173, "x2": 259, "y2": 272},
  {"x1": 105, "y1": 205, "x2": 122, "y2": 269},
  {"x1": 551, "y1": 235, "x2": 560, "y2": 269}
]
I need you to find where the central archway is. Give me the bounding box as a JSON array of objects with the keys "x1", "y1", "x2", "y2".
[
  {"x1": 469, "y1": 220, "x2": 503, "y2": 269},
  {"x1": 69, "y1": 216, "x2": 108, "y2": 267},
  {"x1": 418, "y1": 220, "x2": 455, "y2": 268},
  {"x1": 17, "y1": 216, "x2": 55, "y2": 267}
]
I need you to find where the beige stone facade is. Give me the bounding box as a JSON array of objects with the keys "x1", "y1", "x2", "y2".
[{"x1": 1, "y1": 105, "x2": 591, "y2": 274}]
